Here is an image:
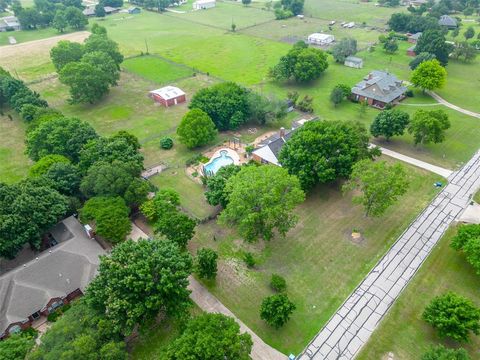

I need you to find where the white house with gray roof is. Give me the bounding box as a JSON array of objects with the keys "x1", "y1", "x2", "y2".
[
  {"x1": 351, "y1": 70, "x2": 407, "y2": 109},
  {"x1": 438, "y1": 15, "x2": 457, "y2": 28},
  {"x1": 0, "y1": 216, "x2": 105, "y2": 339}
]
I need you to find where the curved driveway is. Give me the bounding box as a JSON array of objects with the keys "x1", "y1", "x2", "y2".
[{"x1": 298, "y1": 151, "x2": 480, "y2": 359}]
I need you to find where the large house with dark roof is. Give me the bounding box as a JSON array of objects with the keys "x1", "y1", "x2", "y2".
[
  {"x1": 0, "y1": 217, "x2": 105, "y2": 339},
  {"x1": 351, "y1": 70, "x2": 407, "y2": 109},
  {"x1": 252, "y1": 119, "x2": 313, "y2": 166},
  {"x1": 438, "y1": 15, "x2": 457, "y2": 28}
]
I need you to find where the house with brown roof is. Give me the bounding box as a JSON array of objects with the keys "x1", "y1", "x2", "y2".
[
  {"x1": 351, "y1": 70, "x2": 407, "y2": 109},
  {"x1": 0, "y1": 217, "x2": 105, "y2": 339}
]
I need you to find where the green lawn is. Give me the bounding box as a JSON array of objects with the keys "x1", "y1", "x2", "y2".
[
  {"x1": 358, "y1": 226, "x2": 480, "y2": 359},
  {"x1": 189, "y1": 161, "x2": 441, "y2": 354},
  {"x1": 0, "y1": 111, "x2": 30, "y2": 183},
  {"x1": 149, "y1": 168, "x2": 217, "y2": 220},
  {"x1": 0, "y1": 27, "x2": 70, "y2": 46},
  {"x1": 166, "y1": 1, "x2": 275, "y2": 30},
  {"x1": 122, "y1": 55, "x2": 194, "y2": 85},
  {"x1": 242, "y1": 16, "x2": 382, "y2": 49},
  {"x1": 88, "y1": 11, "x2": 289, "y2": 85},
  {"x1": 303, "y1": 0, "x2": 404, "y2": 27}
]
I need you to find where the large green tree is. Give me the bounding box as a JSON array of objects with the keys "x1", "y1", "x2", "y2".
[
  {"x1": 408, "y1": 109, "x2": 450, "y2": 145},
  {"x1": 84, "y1": 33, "x2": 124, "y2": 68},
  {"x1": 219, "y1": 165, "x2": 305, "y2": 242},
  {"x1": 370, "y1": 109, "x2": 410, "y2": 141},
  {"x1": 451, "y1": 224, "x2": 480, "y2": 275},
  {"x1": 44, "y1": 162, "x2": 82, "y2": 196},
  {"x1": 86, "y1": 239, "x2": 192, "y2": 336},
  {"x1": 279, "y1": 120, "x2": 375, "y2": 190},
  {"x1": 0, "y1": 333, "x2": 35, "y2": 360},
  {"x1": 331, "y1": 37, "x2": 357, "y2": 63},
  {"x1": 64, "y1": 6, "x2": 88, "y2": 29},
  {"x1": 50, "y1": 40, "x2": 84, "y2": 71},
  {"x1": 81, "y1": 51, "x2": 120, "y2": 87},
  {"x1": 189, "y1": 82, "x2": 250, "y2": 130},
  {"x1": 260, "y1": 294, "x2": 296, "y2": 329},
  {"x1": 415, "y1": 29, "x2": 452, "y2": 66},
  {"x1": 343, "y1": 159, "x2": 409, "y2": 217},
  {"x1": 155, "y1": 209, "x2": 196, "y2": 248},
  {"x1": 177, "y1": 108, "x2": 217, "y2": 148},
  {"x1": 29, "y1": 154, "x2": 71, "y2": 177},
  {"x1": 166, "y1": 313, "x2": 253, "y2": 360},
  {"x1": 204, "y1": 165, "x2": 241, "y2": 208},
  {"x1": 195, "y1": 247, "x2": 218, "y2": 280},
  {"x1": 80, "y1": 196, "x2": 131, "y2": 243},
  {"x1": 0, "y1": 179, "x2": 68, "y2": 258},
  {"x1": 270, "y1": 42, "x2": 328, "y2": 83},
  {"x1": 411, "y1": 59, "x2": 447, "y2": 92},
  {"x1": 26, "y1": 116, "x2": 98, "y2": 162},
  {"x1": 423, "y1": 292, "x2": 480, "y2": 343},
  {"x1": 421, "y1": 345, "x2": 470, "y2": 360}
]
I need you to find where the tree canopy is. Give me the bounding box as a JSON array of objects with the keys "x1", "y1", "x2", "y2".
[
  {"x1": 415, "y1": 29, "x2": 452, "y2": 66},
  {"x1": 260, "y1": 294, "x2": 296, "y2": 329},
  {"x1": 25, "y1": 116, "x2": 98, "y2": 162},
  {"x1": 411, "y1": 59, "x2": 447, "y2": 92},
  {"x1": 50, "y1": 40, "x2": 85, "y2": 72},
  {"x1": 451, "y1": 224, "x2": 480, "y2": 275},
  {"x1": 86, "y1": 239, "x2": 192, "y2": 336},
  {"x1": 370, "y1": 109, "x2": 410, "y2": 141},
  {"x1": 0, "y1": 179, "x2": 67, "y2": 259},
  {"x1": 195, "y1": 247, "x2": 218, "y2": 280},
  {"x1": 0, "y1": 333, "x2": 35, "y2": 360},
  {"x1": 408, "y1": 109, "x2": 450, "y2": 145},
  {"x1": 331, "y1": 37, "x2": 357, "y2": 63},
  {"x1": 423, "y1": 292, "x2": 480, "y2": 343},
  {"x1": 421, "y1": 345, "x2": 471, "y2": 360},
  {"x1": 189, "y1": 82, "x2": 250, "y2": 131},
  {"x1": 80, "y1": 196, "x2": 131, "y2": 243},
  {"x1": 177, "y1": 108, "x2": 217, "y2": 148},
  {"x1": 166, "y1": 313, "x2": 253, "y2": 360},
  {"x1": 219, "y1": 165, "x2": 305, "y2": 242},
  {"x1": 343, "y1": 159, "x2": 409, "y2": 217},
  {"x1": 270, "y1": 42, "x2": 329, "y2": 83},
  {"x1": 28, "y1": 154, "x2": 71, "y2": 177},
  {"x1": 204, "y1": 164, "x2": 242, "y2": 208},
  {"x1": 279, "y1": 120, "x2": 375, "y2": 190}
]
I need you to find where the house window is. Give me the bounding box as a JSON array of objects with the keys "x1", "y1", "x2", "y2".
[
  {"x1": 31, "y1": 311, "x2": 41, "y2": 320},
  {"x1": 8, "y1": 325, "x2": 21, "y2": 334}
]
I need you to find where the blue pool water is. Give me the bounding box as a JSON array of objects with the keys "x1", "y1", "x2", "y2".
[{"x1": 203, "y1": 150, "x2": 234, "y2": 175}]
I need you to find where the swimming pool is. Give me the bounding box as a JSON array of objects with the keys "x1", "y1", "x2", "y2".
[{"x1": 203, "y1": 150, "x2": 234, "y2": 176}]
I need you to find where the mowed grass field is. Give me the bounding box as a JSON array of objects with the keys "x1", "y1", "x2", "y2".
[
  {"x1": 166, "y1": 1, "x2": 275, "y2": 30},
  {"x1": 358, "y1": 227, "x2": 480, "y2": 359},
  {"x1": 303, "y1": 0, "x2": 404, "y2": 27},
  {"x1": 189, "y1": 161, "x2": 441, "y2": 354},
  {"x1": 0, "y1": 112, "x2": 30, "y2": 183},
  {"x1": 122, "y1": 55, "x2": 194, "y2": 84}
]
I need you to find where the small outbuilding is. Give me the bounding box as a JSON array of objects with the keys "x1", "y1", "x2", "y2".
[
  {"x1": 149, "y1": 86, "x2": 186, "y2": 107},
  {"x1": 104, "y1": 6, "x2": 120, "y2": 14},
  {"x1": 344, "y1": 56, "x2": 363, "y2": 69},
  {"x1": 307, "y1": 33, "x2": 335, "y2": 46},
  {"x1": 438, "y1": 15, "x2": 457, "y2": 28},
  {"x1": 0, "y1": 16, "x2": 21, "y2": 31},
  {"x1": 82, "y1": 7, "x2": 95, "y2": 16},
  {"x1": 193, "y1": 0, "x2": 216, "y2": 10},
  {"x1": 407, "y1": 32, "x2": 422, "y2": 43},
  {"x1": 128, "y1": 6, "x2": 141, "y2": 14}
]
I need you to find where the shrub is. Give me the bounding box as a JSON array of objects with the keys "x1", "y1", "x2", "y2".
[
  {"x1": 47, "y1": 311, "x2": 61, "y2": 322},
  {"x1": 243, "y1": 252, "x2": 256, "y2": 268},
  {"x1": 405, "y1": 89, "x2": 414, "y2": 97},
  {"x1": 270, "y1": 274, "x2": 287, "y2": 292},
  {"x1": 260, "y1": 294, "x2": 296, "y2": 328},
  {"x1": 160, "y1": 137, "x2": 173, "y2": 150}
]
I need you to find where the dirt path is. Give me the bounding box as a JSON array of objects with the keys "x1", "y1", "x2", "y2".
[
  {"x1": 188, "y1": 277, "x2": 287, "y2": 360},
  {"x1": 428, "y1": 91, "x2": 480, "y2": 119}
]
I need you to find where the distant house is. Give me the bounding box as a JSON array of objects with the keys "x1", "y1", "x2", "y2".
[
  {"x1": 104, "y1": 6, "x2": 120, "y2": 14},
  {"x1": 408, "y1": 32, "x2": 422, "y2": 44},
  {"x1": 0, "y1": 217, "x2": 105, "y2": 339},
  {"x1": 405, "y1": 0, "x2": 427, "y2": 7},
  {"x1": 438, "y1": 15, "x2": 457, "y2": 28},
  {"x1": 351, "y1": 70, "x2": 407, "y2": 109},
  {"x1": 252, "y1": 119, "x2": 312, "y2": 166},
  {"x1": 407, "y1": 45, "x2": 416, "y2": 56},
  {"x1": 344, "y1": 56, "x2": 363, "y2": 69},
  {"x1": 82, "y1": 7, "x2": 95, "y2": 16},
  {"x1": 128, "y1": 6, "x2": 141, "y2": 14},
  {"x1": 149, "y1": 86, "x2": 186, "y2": 107},
  {"x1": 193, "y1": 0, "x2": 216, "y2": 10},
  {"x1": 0, "y1": 16, "x2": 21, "y2": 32},
  {"x1": 343, "y1": 22, "x2": 355, "y2": 28},
  {"x1": 307, "y1": 33, "x2": 335, "y2": 46}
]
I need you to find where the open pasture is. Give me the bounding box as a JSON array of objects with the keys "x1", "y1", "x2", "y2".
[{"x1": 190, "y1": 160, "x2": 441, "y2": 354}]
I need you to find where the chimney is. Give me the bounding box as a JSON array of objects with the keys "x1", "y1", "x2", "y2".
[
  {"x1": 279, "y1": 127, "x2": 285, "y2": 138},
  {"x1": 368, "y1": 73, "x2": 373, "y2": 80}
]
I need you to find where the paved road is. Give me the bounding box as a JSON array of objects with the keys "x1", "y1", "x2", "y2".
[
  {"x1": 428, "y1": 91, "x2": 480, "y2": 119},
  {"x1": 298, "y1": 151, "x2": 480, "y2": 360},
  {"x1": 373, "y1": 145, "x2": 453, "y2": 178},
  {"x1": 188, "y1": 277, "x2": 286, "y2": 360}
]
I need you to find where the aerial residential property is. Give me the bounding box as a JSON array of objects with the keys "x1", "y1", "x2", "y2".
[
  {"x1": 351, "y1": 70, "x2": 407, "y2": 109},
  {"x1": 1, "y1": 0, "x2": 480, "y2": 359}
]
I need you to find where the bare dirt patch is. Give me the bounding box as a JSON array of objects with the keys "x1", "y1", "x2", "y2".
[{"x1": 0, "y1": 31, "x2": 90, "y2": 79}]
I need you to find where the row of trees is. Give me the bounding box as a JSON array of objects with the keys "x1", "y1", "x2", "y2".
[
  {"x1": 51, "y1": 25, "x2": 124, "y2": 104},
  {"x1": 273, "y1": 0, "x2": 304, "y2": 19}
]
